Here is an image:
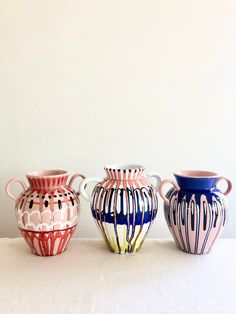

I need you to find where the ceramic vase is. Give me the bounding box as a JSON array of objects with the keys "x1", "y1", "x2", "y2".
[
  {"x1": 159, "y1": 170, "x2": 232, "y2": 255},
  {"x1": 5, "y1": 170, "x2": 85, "y2": 256},
  {"x1": 79, "y1": 164, "x2": 161, "y2": 254}
]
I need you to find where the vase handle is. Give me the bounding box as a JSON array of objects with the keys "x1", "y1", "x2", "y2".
[
  {"x1": 79, "y1": 177, "x2": 102, "y2": 203},
  {"x1": 216, "y1": 176, "x2": 232, "y2": 196},
  {"x1": 146, "y1": 173, "x2": 161, "y2": 191},
  {"x1": 5, "y1": 178, "x2": 27, "y2": 201},
  {"x1": 159, "y1": 179, "x2": 180, "y2": 204},
  {"x1": 68, "y1": 173, "x2": 86, "y2": 194}
]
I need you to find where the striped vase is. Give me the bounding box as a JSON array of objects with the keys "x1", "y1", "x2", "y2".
[
  {"x1": 159, "y1": 170, "x2": 232, "y2": 255},
  {"x1": 79, "y1": 164, "x2": 161, "y2": 254},
  {"x1": 5, "y1": 170, "x2": 85, "y2": 256}
]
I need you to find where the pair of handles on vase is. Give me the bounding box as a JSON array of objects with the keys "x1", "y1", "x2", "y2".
[{"x1": 5, "y1": 165, "x2": 232, "y2": 256}]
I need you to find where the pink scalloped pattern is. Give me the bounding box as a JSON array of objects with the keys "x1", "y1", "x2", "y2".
[{"x1": 20, "y1": 226, "x2": 76, "y2": 256}]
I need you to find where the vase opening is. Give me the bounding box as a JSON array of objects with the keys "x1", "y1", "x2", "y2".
[
  {"x1": 174, "y1": 170, "x2": 219, "y2": 190},
  {"x1": 27, "y1": 170, "x2": 68, "y2": 177},
  {"x1": 26, "y1": 169, "x2": 69, "y2": 189},
  {"x1": 104, "y1": 164, "x2": 144, "y2": 180},
  {"x1": 174, "y1": 170, "x2": 218, "y2": 178}
]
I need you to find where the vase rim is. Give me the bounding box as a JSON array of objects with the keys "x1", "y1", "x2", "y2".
[
  {"x1": 105, "y1": 164, "x2": 144, "y2": 171},
  {"x1": 174, "y1": 170, "x2": 218, "y2": 178},
  {"x1": 26, "y1": 169, "x2": 68, "y2": 178}
]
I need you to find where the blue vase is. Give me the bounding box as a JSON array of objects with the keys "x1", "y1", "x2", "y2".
[{"x1": 159, "y1": 170, "x2": 232, "y2": 254}]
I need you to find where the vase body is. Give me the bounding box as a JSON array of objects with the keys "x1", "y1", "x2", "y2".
[
  {"x1": 6, "y1": 170, "x2": 85, "y2": 256},
  {"x1": 80, "y1": 165, "x2": 161, "y2": 254},
  {"x1": 160, "y1": 170, "x2": 232, "y2": 255}
]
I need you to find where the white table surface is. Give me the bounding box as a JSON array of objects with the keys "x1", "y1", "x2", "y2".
[{"x1": 0, "y1": 238, "x2": 235, "y2": 314}]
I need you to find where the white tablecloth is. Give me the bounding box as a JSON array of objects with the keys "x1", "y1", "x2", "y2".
[{"x1": 0, "y1": 238, "x2": 235, "y2": 314}]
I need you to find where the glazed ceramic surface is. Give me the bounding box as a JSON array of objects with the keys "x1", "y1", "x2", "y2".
[
  {"x1": 5, "y1": 170, "x2": 85, "y2": 256},
  {"x1": 80, "y1": 164, "x2": 161, "y2": 254},
  {"x1": 159, "y1": 170, "x2": 232, "y2": 255}
]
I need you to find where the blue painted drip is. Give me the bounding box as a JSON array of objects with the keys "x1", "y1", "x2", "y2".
[
  {"x1": 175, "y1": 188, "x2": 225, "y2": 206},
  {"x1": 91, "y1": 186, "x2": 158, "y2": 225}
]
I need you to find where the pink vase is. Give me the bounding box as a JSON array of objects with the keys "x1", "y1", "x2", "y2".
[{"x1": 5, "y1": 170, "x2": 85, "y2": 256}]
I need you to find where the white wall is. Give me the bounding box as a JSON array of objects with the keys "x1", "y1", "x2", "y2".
[{"x1": 0, "y1": 0, "x2": 235, "y2": 238}]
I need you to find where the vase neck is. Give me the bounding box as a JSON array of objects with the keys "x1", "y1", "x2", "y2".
[
  {"x1": 104, "y1": 165, "x2": 144, "y2": 180},
  {"x1": 174, "y1": 174, "x2": 218, "y2": 191},
  {"x1": 26, "y1": 170, "x2": 69, "y2": 190}
]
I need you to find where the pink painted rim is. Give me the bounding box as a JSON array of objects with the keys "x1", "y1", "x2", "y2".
[
  {"x1": 26, "y1": 169, "x2": 68, "y2": 178},
  {"x1": 174, "y1": 170, "x2": 219, "y2": 178},
  {"x1": 105, "y1": 164, "x2": 144, "y2": 171}
]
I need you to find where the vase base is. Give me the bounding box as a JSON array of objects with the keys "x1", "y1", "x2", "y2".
[
  {"x1": 109, "y1": 248, "x2": 140, "y2": 254},
  {"x1": 106, "y1": 239, "x2": 144, "y2": 254},
  {"x1": 176, "y1": 244, "x2": 212, "y2": 255},
  {"x1": 19, "y1": 226, "x2": 76, "y2": 256}
]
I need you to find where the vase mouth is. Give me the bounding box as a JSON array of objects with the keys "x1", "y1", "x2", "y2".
[
  {"x1": 105, "y1": 164, "x2": 144, "y2": 171},
  {"x1": 26, "y1": 170, "x2": 69, "y2": 189},
  {"x1": 174, "y1": 170, "x2": 218, "y2": 178},
  {"x1": 174, "y1": 170, "x2": 219, "y2": 190},
  {"x1": 104, "y1": 164, "x2": 144, "y2": 180},
  {"x1": 26, "y1": 169, "x2": 68, "y2": 178}
]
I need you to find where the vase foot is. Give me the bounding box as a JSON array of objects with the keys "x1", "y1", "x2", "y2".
[
  {"x1": 19, "y1": 226, "x2": 76, "y2": 256},
  {"x1": 175, "y1": 244, "x2": 212, "y2": 255}
]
